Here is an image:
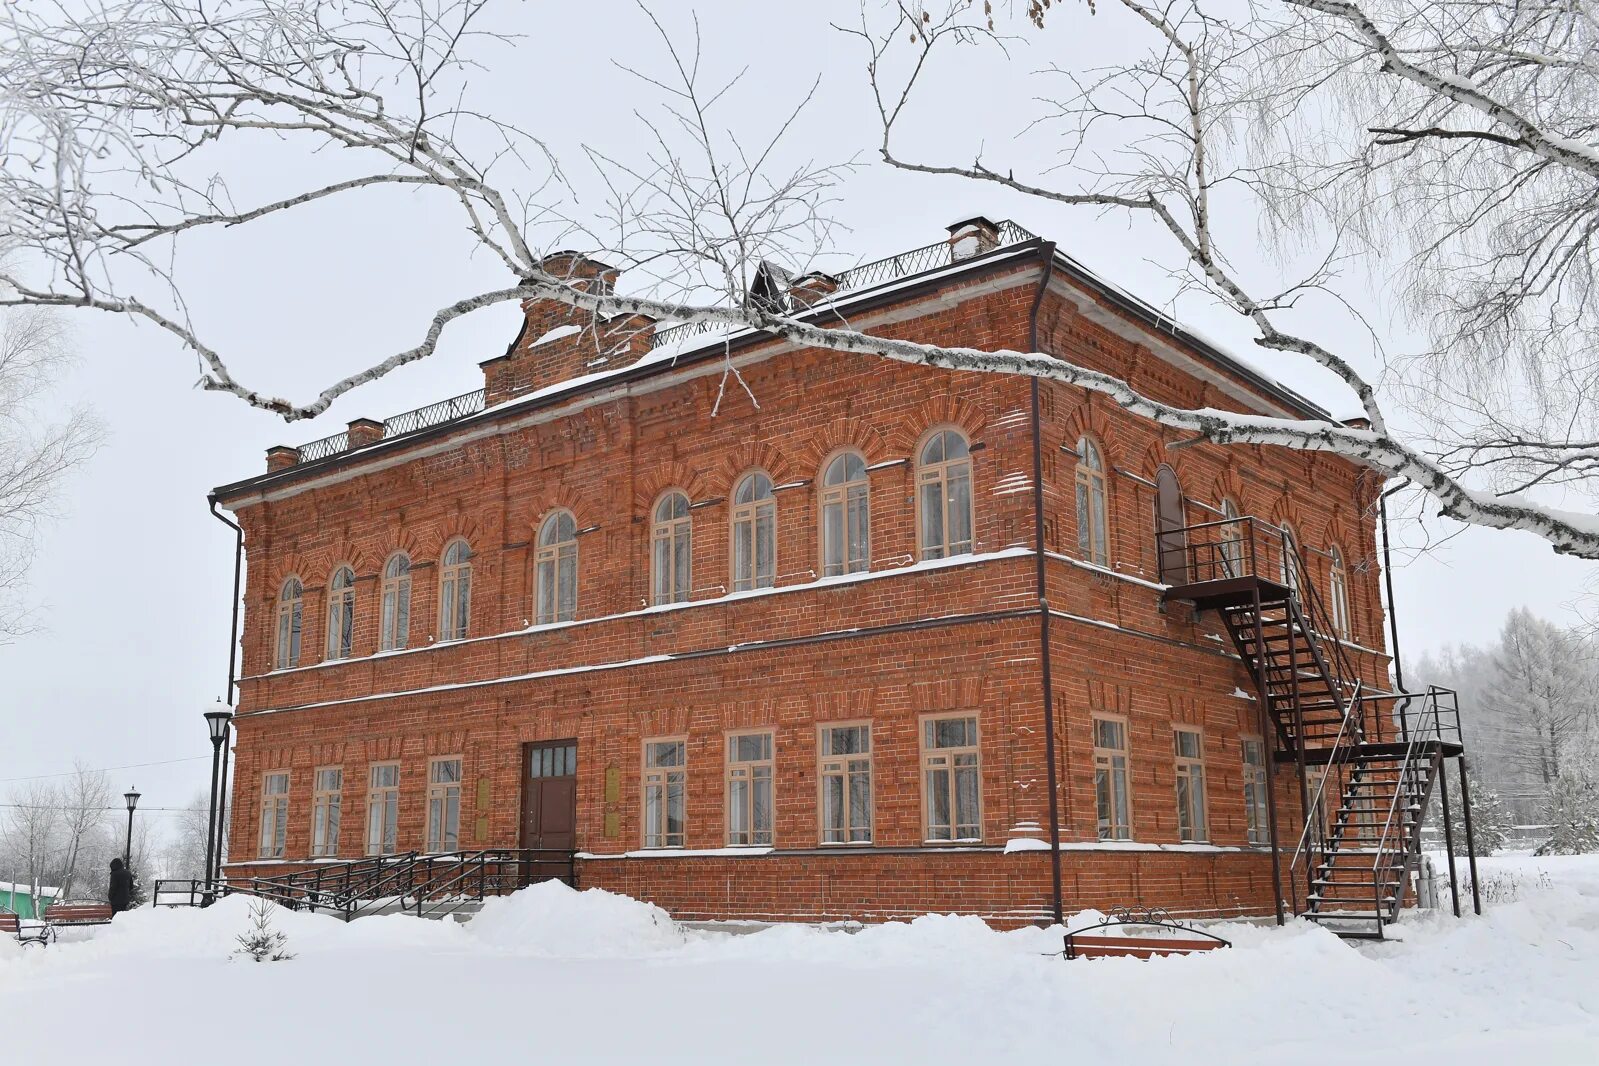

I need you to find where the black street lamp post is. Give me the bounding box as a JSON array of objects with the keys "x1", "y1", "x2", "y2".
[
  {"x1": 123, "y1": 787, "x2": 140, "y2": 868},
  {"x1": 203, "y1": 705, "x2": 233, "y2": 902}
]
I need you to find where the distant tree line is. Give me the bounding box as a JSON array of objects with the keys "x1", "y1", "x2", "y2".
[
  {"x1": 0, "y1": 764, "x2": 211, "y2": 911},
  {"x1": 1414, "y1": 608, "x2": 1599, "y2": 854}
]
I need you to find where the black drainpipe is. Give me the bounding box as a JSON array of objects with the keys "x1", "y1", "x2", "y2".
[
  {"x1": 1027, "y1": 242, "x2": 1064, "y2": 925},
  {"x1": 208, "y1": 496, "x2": 244, "y2": 875},
  {"x1": 1378, "y1": 490, "x2": 1405, "y2": 692}
]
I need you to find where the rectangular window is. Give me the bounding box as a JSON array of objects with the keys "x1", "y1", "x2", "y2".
[
  {"x1": 726, "y1": 732, "x2": 774, "y2": 846},
  {"x1": 1174, "y1": 728, "x2": 1209, "y2": 843},
  {"x1": 426, "y1": 758, "x2": 462, "y2": 853},
  {"x1": 819, "y1": 724, "x2": 872, "y2": 844},
  {"x1": 259, "y1": 772, "x2": 289, "y2": 859},
  {"x1": 922, "y1": 716, "x2": 981, "y2": 841},
  {"x1": 1093, "y1": 717, "x2": 1132, "y2": 841},
  {"x1": 642, "y1": 740, "x2": 686, "y2": 848},
  {"x1": 1242, "y1": 738, "x2": 1269, "y2": 846},
  {"x1": 366, "y1": 763, "x2": 400, "y2": 856},
  {"x1": 311, "y1": 767, "x2": 342, "y2": 858}
]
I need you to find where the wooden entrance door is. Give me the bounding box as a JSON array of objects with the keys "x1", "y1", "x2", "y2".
[{"x1": 520, "y1": 740, "x2": 578, "y2": 851}]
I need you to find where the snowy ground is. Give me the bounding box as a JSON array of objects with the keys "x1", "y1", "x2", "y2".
[{"x1": 2, "y1": 854, "x2": 1596, "y2": 1065}]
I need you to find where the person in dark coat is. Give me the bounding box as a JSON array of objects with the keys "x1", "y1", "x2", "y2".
[{"x1": 108, "y1": 857, "x2": 133, "y2": 914}]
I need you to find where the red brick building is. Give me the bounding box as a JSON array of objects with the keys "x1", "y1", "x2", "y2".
[{"x1": 212, "y1": 217, "x2": 1456, "y2": 933}]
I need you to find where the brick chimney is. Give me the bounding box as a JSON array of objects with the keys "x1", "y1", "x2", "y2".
[
  {"x1": 483, "y1": 252, "x2": 656, "y2": 405},
  {"x1": 346, "y1": 417, "x2": 384, "y2": 449},
  {"x1": 789, "y1": 271, "x2": 841, "y2": 309},
  {"x1": 265, "y1": 445, "x2": 299, "y2": 472},
  {"x1": 947, "y1": 216, "x2": 1000, "y2": 261}
]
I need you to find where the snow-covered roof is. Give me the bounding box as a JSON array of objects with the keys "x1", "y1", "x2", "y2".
[{"x1": 0, "y1": 880, "x2": 60, "y2": 897}]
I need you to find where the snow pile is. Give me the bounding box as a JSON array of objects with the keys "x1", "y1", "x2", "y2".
[
  {"x1": 2, "y1": 854, "x2": 1597, "y2": 1064},
  {"x1": 467, "y1": 880, "x2": 684, "y2": 957}
]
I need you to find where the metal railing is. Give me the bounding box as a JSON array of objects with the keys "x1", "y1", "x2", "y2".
[
  {"x1": 1368, "y1": 688, "x2": 1453, "y2": 927},
  {"x1": 229, "y1": 849, "x2": 575, "y2": 921},
  {"x1": 288, "y1": 222, "x2": 1040, "y2": 465},
  {"x1": 1288, "y1": 678, "x2": 1363, "y2": 894},
  {"x1": 295, "y1": 388, "x2": 487, "y2": 464},
  {"x1": 649, "y1": 220, "x2": 1040, "y2": 352}
]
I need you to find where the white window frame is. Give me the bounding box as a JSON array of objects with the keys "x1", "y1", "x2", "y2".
[
  {"x1": 536, "y1": 511, "x2": 579, "y2": 624},
  {"x1": 915, "y1": 429, "x2": 974, "y2": 561},
  {"x1": 1093, "y1": 715, "x2": 1133, "y2": 841},
  {"x1": 1075, "y1": 436, "x2": 1109, "y2": 567},
  {"x1": 819, "y1": 723, "x2": 873, "y2": 844},
  {"x1": 311, "y1": 767, "x2": 342, "y2": 858},
  {"x1": 276, "y1": 577, "x2": 303, "y2": 669},
  {"x1": 426, "y1": 757, "x2": 462, "y2": 853},
  {"x1": 1174, "y1": 727, "x2": 1209, "y2": 843},
  {"x1": 380, "y1": 553, "x2": 411, "y2": 652},
  {"x1": 921, "y1": 715, "x2": 982, "y2": 842},
  {"x1": 366, "y1": 762, "x2": 400, "y2": 856},
  {"x1": 642, "y1": 738, "x2": 687, "y2": 848},
  {"x1": 259, "y1": 772, "x2": 289, "y2": 859},
  {"x1": 820, "y1": 451, "x2": 870, "y2": 577},
  {"x1": 726, "y1": 731, "x2": 774, "y2": 847}
]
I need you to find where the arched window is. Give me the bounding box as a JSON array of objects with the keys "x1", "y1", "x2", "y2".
[
  {"x1": 1155, "y1": 465, "x2": 1187, "y2": 584},
  {"x1": 917, "y1": 429, "x2": 973, "y2": 560},
  {"x1": 731, "y1": 472, "x2": 776, "y2": 592},
  {"x1": 380, "y1": 553, "x2": 411, "y2": 651},
  {"x1": 536, "y1": 510, "x2": 578, "y2": 624},
  {"x1": 1218, "y1": 499, "x2": 1243, "y2": 578},
  {"x1": 1329, "y1": 545, "x2": 1352, "y2": 640},
  {"x1": 820, "y1": 451, "x2": 870, "y2": 577},
  {"x1": 1278, "y1": 523, "x2": 1300, "y2": 593},
  {"x1": 652, "y1": 491, "x2": 692, "y2": 605},
  {"x1": 276, "y1": 577, "x2": 303, "y2": 669},
  {"x1": 326, "y1": 565, "x2": 356, "y2": 660},
  {"x1": 439, "y1": 539, "x2": 472, "y2": 641},
  {"x1": 1075, "y1": 436, "x2": 1109, "y2": 566}
]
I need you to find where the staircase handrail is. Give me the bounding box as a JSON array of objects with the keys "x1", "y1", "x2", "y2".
[
  {"x1": 1279, "y1": 529, "x2": 1363, "y2": 724},
  {"x1": 1288, "y1": 678, "x2": 1363, "y2": 881},
  {"x1": 1370, "y1": 689, "x2": 1443, "y2": 913}
]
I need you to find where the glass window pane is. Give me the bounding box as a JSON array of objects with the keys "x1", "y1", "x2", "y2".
[
  {"x1": 920, "y1": 479, "x2": 944, "y2": 558},
  {"x1": 948, "y1": 465, "x2": 972, "y2": 553}
]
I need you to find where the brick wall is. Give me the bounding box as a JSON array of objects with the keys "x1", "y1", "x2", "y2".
[{"x1": 218, "y1": 245, "x2": 1386, "y2": 924}]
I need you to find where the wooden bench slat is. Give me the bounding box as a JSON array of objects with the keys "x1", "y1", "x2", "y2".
[{"x1": 1069, "y1": 934, "x2": 1225, "y2": 952}]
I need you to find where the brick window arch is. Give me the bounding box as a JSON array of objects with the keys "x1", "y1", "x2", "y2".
[
  {"x1": 1075, "y1": 435, "x2": 1109, "y2": 566},
  {"x1": 326, "y1": 564, "x2": 356, "y2": 660},
  {"x1": 536, "y1": 510, "x2": 578, "y2": 624},
  {"x1": 820, "y1": 450, "x2": 870, "y2": 577},
  {"x1": 439, "y1": 538, "x2": 472, "y2": 641},
  {"x1": 380, "y1": 553, "x2": 411, "y2": 652},
  {"x1": 275, "y1": 576, "x2": 303, "y2": 669},
  {"x1": 916, "y1": 428, "x2": 973, "y2": 560},
  {"x1": 730, "y1": 471, "x2": 776, "y2": 592},
  {"x1": 652, "y1": 491, "x2": 692, "y2": 605}
]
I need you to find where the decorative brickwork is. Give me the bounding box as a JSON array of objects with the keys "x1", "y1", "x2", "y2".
[{"x1": 216, "y1": 226, "x2": 1391, "y2": 926}]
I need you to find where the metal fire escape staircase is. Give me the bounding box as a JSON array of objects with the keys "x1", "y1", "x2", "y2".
[{"x1": 1162, "y1": 518, "x2": 1462, "y2": 940}]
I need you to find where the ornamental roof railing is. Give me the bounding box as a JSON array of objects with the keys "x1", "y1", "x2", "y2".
[{"x1": 290, "y1": 220, "x2": 1038, "y2": 466}]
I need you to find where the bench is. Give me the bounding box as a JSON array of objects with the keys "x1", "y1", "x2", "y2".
[
  {"x1": 1063, "y1": 907, "x2": 1231, "y2": 960},
  {"x1": 0, "y1": 910, "x2": 52, "y2": 947},
  {"x1": 43, "y1": 901, "x2": 115, "y2": 927}
]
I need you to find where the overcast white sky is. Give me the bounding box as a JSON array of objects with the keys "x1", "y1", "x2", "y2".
[{"x1": 2, "y1": 1, "x2": 1592, "y2": 826}]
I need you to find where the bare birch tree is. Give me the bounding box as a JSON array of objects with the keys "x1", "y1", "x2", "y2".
[
  {"x1": 0, "y1": 781, "x2": 61, "y2": 912},
  {"x1": 0, "y1": 307, "x2": 100, "y2": 638},
  {"x1": 4, "y1": 0, "x2": 1599, "y2": 558},
  {"x1": 51, "y1": 762, "x2": 111, "y2": 900}
]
